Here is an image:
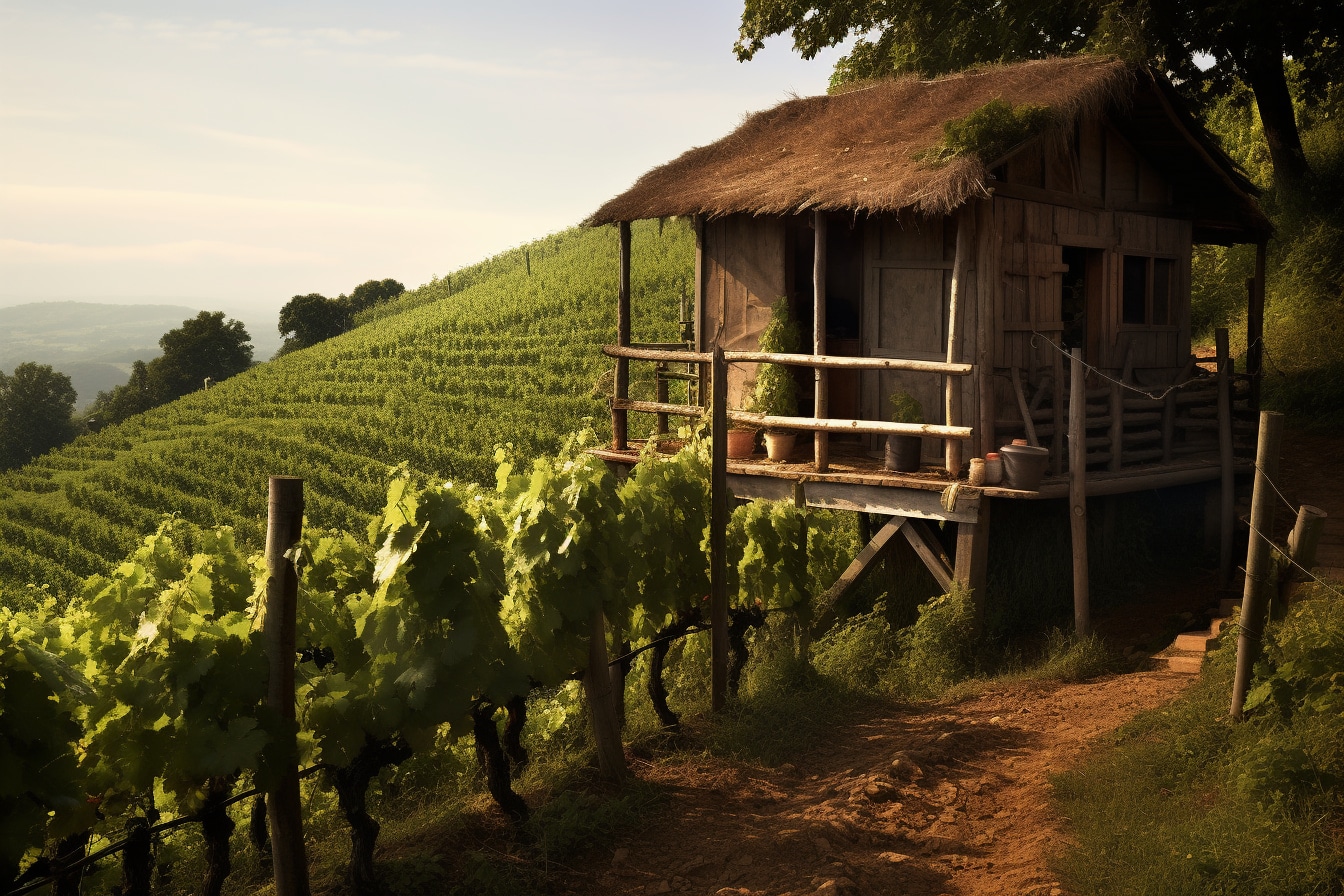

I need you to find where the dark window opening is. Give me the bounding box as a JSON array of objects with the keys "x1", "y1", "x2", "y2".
[
  {"x1": 1122, "y1": 254, "x2": 1148, "y2": 324},
  {"x1": 1152, "y1": 258, "x2": 1173, "y2": 325},
  {"x1": 1061, "y1": 246, "x2": 1088, "y2": 349}
]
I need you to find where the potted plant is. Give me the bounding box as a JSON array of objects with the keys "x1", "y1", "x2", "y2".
[
  {"x1": 885, "y1": 390, "x2": 924, "y2": 472},
  {"x1": 752, "y1": 300, "x2": 801, "y2": 462}
]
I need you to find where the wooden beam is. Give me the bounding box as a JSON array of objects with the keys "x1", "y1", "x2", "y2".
[
  {"x1": 710, "y1": 347, "x2": 729, "y2": 713},
  {"x1": 1216, "y1": 328, "x2": 1235, "y2": 589},
  {"x1": 955, "y1": 497, "x2": 992, "y2": 631},
  {"x1": 1248, "y1": 242, "x2": 1267, "y2": 411},
  {"x1": 794, "y1": 479, "x2": 982, "y2": 524},
  {"x1": 946, "y1": 205, "x2": 973, "y2": 475},
  {"x1": 815, "y1": 516, "x2": 907, "y2": 618},
  {"x1": 614, "y1": 221, "x2": 632, "y2": 451},
  {"x1": 902, "y1": 519, "x2": 955, "y2": 592},
  {"x1": 814, "y1": 210, "x2": 829, "y2": 472},
  {"x1": 1069, "y1": 348, "x2": 1091, "y2": 637},
  {"x1": 1011, "y1": 367, "x2": 1039, "y2": 447},
  {"x1": 727, "y1": 411, "x2": 972, "y2": 439}
]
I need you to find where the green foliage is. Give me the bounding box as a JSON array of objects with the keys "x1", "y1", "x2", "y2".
[
  {"x1": 889, "y1": 585, "x2": 977, "y2": 698},
  {"x1": 750, "y1": 300, "x2": 800, "y2": 418},
  {"x1": 90, "y1": 311, "x2": 253, "y2": 427},
  {"x1": 0, "y1": 362, "x2": 79, "y2": 471},
  {"x1": 726, "y1": 499, "x2": 810, "y2": 613},
  {"x1": 0, "y1": 219, "x2": 693, "y2": 601},
  {"x1": 887, "y1": 390, "x2": 924, "y2": 424},
  {"x1": 1055, "y1": 594, "x2": 1344, "y2": 895},
  {"x1": 277, "y1": 279, "x2": 406, "y2": 355},
  {"x1": 914, "y1": 99, "x2": 1053, "y2": 167},
  {"x1": 0, "y1": 606, "x2": 90, "y2": 885}
]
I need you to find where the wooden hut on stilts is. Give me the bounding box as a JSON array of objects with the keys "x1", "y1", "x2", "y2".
[{"x1": 585, "y1": 57, "x2": 1271, "y2": 638}]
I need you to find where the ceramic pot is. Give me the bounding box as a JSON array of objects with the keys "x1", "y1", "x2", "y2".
[
  {"x1": 999, "y1": 444, "x2": 1050, "y2": 490},
  {"x1": 884, "y1": 435, "x2": 922, "y2": 473},
  {"x1": 763, "y1": 430, "x2": 796, "y2": 462}
]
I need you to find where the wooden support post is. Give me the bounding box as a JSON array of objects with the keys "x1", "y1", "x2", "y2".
[
  {"x1": 1248, "y1": 242, "x2": 1267, "y2": 411},
  {"x1": 1216, "y1": 328, "x2": 1235, "y2": 589},
  {"x1": 954, "y1": 497, "x2": 991, "y2": 631},
  {"x1": 655, "y1": 362, "x2": 669, "y2": 435},
  {"x1": 582, "y1": 609, "x2": 629, "y2": 782},
  {"x1": 1288, "y1": 504, "x2": 1328, "y2": 576},
  {"x1": 1231, "y1": 410, "x2": 1284, "y2": 720},
  {"x1": 263, "y1": 476, "x2": 311, "y2": 896},
  {"x1": 810, "y1": 516, "x2": 907, "y2": 635},
  {"x1": 813, "y1": 211, "x2": 829, "y2": 472},
  {"x1": 694, "y1": 216, "x2": 707, "y2": 407},
  {"x1": 945, "y1": 206, "x2": 972, "y2": 475},
  {"x1": 1051, "y1": 344, "x2": 1066, "y2": 475},
  {"x1": 1068, "y1": 349, "x2": 1091, "y2": 637},
  {"x1": 901, "y1": 520, "x2": 954, "y2": 592},
  {"x1": 1011, "y1": 367, "x2": 1039, "y2": 447},
  {"x1": 613, "y1": 221, "x2": 632, "y2": 450},
  {"x1": 710, "y1": 347, "x2": 729, "y2": 712}
]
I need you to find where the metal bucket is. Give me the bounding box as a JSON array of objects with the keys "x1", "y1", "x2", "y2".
[{"x1": 999, "y1": 444, "x2": 1050, "y2": 491}]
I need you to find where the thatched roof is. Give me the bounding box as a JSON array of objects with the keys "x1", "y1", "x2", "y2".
[{"x1": 587, "y1": 56, "x2": 1269, "y2": 242}]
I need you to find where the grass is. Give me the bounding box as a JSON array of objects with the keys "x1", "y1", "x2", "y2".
[{"x1": 1053, "y1": 596, "x2": 1344, "y2": 896}]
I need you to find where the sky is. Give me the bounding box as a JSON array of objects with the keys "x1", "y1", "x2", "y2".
[{"x1": 0, "y1": 1, "x2": 847, "y2": 328}]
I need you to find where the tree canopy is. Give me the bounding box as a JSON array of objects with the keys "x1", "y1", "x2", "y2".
[
  {"x1": 0, "y1": 363, "x2": 78, "y2": 470},
  {"x1": 90, "y1": 312, "x2": 253, "y2": 427},
  {"x1": 735, "y1": 0, "x2": 1344, "y2": 188},
  {"x1": 277, "y1": 279, "x2": 405, "y2": 355}
]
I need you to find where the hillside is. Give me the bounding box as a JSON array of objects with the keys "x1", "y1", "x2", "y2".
[
  {"x1": 0, "y1": 220, "x2": 693, "y2": 603},
  {"x1": 0, "y1": 302, "x2": 201, "y2": 407}
]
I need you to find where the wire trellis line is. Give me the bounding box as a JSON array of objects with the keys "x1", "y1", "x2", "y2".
[{"x1": 1029, "y1": 331, "x2": 1224, "y2": 401}]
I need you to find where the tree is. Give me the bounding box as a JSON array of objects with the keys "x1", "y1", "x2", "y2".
[
  {"x1": 346, "y1": 278, "x2": 405, "y2": 316},
  {"x1": 734, "y1": 0, "x2": 1344, "y2": 189},
  {"x1": 276, "y1": 279, "x2": 405, "y2": 355},
  {"x1": 151, "y1": 311, "x2": 253, "y2": 401},
  {"x1": 0, "y1": 363, "x2": 79, "y2": 469},
  {"x1": 89, "y1": 312, "x2": 253, "y2": 427},
  {"x1": 277, "y1": 293, "x2": 348, "y2": 354}
]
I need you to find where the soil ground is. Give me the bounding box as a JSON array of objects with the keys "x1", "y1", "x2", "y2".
[
  {"x1": 540, "y1": 427, "x2": 1342, "y2": 896},
  {"x1": 550, "y1": 673, "x2": 1190, "y2": 896}
]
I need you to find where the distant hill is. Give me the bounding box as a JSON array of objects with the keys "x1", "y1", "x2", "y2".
[
  {"x1": 0, "y1": 221, "x2": 693, "y2": 601},
  {"x1": 0, "y1": 302, "x2": 281, "y2": 407}
]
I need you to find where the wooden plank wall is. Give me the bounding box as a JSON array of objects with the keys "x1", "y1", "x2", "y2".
[{"x1": 702, "y1": 214, "x2": 787, "y2": 408}]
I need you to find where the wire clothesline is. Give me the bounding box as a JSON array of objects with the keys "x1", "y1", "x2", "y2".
[{"x1": 1029, "y1": 330, "x2": 1229, "y2": 401}]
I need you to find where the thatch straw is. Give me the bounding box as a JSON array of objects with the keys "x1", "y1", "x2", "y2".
[{"x1": 587, "y1": 57, "x2": 1150, "y2": 225}]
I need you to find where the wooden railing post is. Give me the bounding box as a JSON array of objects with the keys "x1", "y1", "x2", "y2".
[
  {"x1": 945, "y1": 205, "x2": 973, "y2": 475},
  {"x1": 1231, "y1": 410, "x2": 1283, "y2": 720},
  {"x1": 1068, "y1": 350, "x2": 1091, "y2": 637},
  {"x1": 813, "y1": 211, "x2": 829, "y2": 472},
  {"x1": 263, "y1": 476, "x2": 311, "y2": 896},
  {"x1": 655, "y1": 361, "x2": 669, "y2": 435},
  {"x1": 1216, "y1": 329, "x2": 1235, "y2": 589},
  {"x1": 1248, "y1": 243, "x2": 1267, "y2": 411},
  {"x1": 613, "y1": 221, "x2": 632, "y2": 450},
  {"x1": 710, "y1": 347, "x2": 729, "y2": 712}
]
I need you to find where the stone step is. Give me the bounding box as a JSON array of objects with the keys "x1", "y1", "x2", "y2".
[
  {"x1": 1147, "y1": 649, "x2": 1205, "y2": 674},
  {"x1": 1209, "y1": 617, "x2": 1229, "y2": 637},
  {"x1": 1174, "y1": 631, "x2": 1218, "y2": 652}
]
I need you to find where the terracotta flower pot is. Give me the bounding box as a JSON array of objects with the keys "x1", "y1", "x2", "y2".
[{"x1": 726, "y1": 428, "x2": 758, "y2": 458}]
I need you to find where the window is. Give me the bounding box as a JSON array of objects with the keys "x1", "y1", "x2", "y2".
[{"x1": 1121, "y1": 254, "x2": 1175, "y2": 326}]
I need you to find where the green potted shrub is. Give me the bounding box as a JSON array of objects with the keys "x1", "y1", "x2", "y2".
[
  {"x1": 752, "y1": 300, "x2": 801, "y2": 461},
  {"x1": 886, "y1": 390, "x2": 924, "y2": 472}
]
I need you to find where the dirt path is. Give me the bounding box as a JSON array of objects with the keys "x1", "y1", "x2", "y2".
[{"x1": 555, "y1": 672, "x2": 1191, "y2": 896}]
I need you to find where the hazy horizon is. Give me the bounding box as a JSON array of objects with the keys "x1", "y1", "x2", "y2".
[{"x1": 2, "y1": 2, "x2": 846, "y2": 319}]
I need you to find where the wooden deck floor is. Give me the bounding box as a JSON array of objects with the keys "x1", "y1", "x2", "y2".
[{"x1": 591, "y1": 439, "x2": 1247, "y2": 502}]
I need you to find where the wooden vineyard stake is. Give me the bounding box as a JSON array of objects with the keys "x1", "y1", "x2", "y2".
[
  {"x1": 711, "y1": 346, "x2": 729, "y2": 712},
  {"x1": 1068, "y1": 349, "x2": 1091, "y2": 637},
  {"x1": 1231, "y1": 410, "x2": 1283, "y2": 720},
  {"x1": 263, "y1": 476, "x2": 311, "y2": 896}
]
